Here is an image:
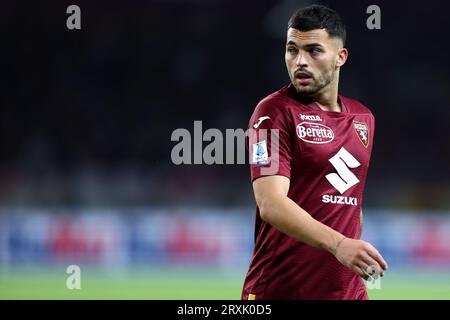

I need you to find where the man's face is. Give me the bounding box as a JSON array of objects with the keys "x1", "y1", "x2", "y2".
[{"x1": 285, "y1": 28, "x2": 345, "y2": 95}]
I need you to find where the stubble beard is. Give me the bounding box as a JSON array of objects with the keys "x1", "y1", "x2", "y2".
[{"x1": 292, "y1": 65, "x2": 336, "y2": 98}]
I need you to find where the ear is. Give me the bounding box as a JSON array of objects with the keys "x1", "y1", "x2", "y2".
[{"x1": 336, "y1": 47, "x2": 348, "y2": 68}]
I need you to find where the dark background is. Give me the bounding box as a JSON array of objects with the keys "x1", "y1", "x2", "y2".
[{"x1": 1, "y1": 0, "x2": 449, "y2": 209}]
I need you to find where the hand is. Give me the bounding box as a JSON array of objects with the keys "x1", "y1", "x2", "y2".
[{"x1": 333, "y1": 237, "x2": 388, "y2": 280}]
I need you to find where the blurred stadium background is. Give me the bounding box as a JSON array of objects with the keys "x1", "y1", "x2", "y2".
[{"x1": 1, "y1": 0, "x2": 450, "y2": 299}]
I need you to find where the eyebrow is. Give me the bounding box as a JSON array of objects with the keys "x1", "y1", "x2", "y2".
[
  {"x1": 286, "y1": 41, "x2": 324, "y2": 48},
  {"x1": 304, "y1": 43, "x2": 324, "y2": 48}
]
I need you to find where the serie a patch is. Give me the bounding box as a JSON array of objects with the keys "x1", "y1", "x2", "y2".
[{"x1": 252, "y1": 140, "x2": 269, "y2": 167}]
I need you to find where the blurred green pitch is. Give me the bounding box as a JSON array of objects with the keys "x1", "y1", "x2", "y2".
[{"x1": 1, "y1": 268, "x2": 450, "y2": 300}]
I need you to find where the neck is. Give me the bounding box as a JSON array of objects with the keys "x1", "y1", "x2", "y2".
[{"x1": 311, "y1": 72, "x2": 341, "y2": 112}]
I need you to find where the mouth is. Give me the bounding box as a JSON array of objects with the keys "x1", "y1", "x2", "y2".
[{"x1": 295, "y1": 72, "x2": 313, "y2": 85}]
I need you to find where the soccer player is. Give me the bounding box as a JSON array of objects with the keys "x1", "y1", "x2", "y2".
[{"x1": 242, "y1": 5, "x2": 388, "y2": 300}]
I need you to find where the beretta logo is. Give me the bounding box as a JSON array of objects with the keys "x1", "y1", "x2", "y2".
[{"x1": 297, "y1": 122, "x2": 334, "y2": 144}]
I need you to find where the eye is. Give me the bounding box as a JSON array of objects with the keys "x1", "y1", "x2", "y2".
[
  {"x1": 308, "y1": 47, "x2": 323, "y2": 55},
  {"x1": 287, "y1": 46, "x2": 298, "y2": 54}
]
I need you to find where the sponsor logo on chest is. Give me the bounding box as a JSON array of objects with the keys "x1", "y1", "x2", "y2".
[
  {"x1": 322, "y1": 194, "x2": 358, "y2": 206},
  {"x1": 296, "y1": 122, "x2": 334, "y2": 144},
  {"x1": 299, "y1": 113, "x2": 323, "y2": 122}
]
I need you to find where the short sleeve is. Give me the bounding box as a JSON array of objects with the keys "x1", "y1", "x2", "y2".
[{"x1": 247, "y1": 97, "x2": 293, "y2": 182}]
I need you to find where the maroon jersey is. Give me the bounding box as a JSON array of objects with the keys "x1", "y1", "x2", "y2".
[{"x1": 242, "y1": 84, "x2": 374, "y2": 300}]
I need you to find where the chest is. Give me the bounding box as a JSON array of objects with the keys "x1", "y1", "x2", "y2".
[{"x1": 290, "y1": 110, "x2": 374, "y2": 173}]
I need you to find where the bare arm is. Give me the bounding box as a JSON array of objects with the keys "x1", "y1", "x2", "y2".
[
  {"x1": 253, "y1": 175, "x2": 388, "y2": 278},
  {"x1": 253, "y1": 175, "x2": 342, "y2": 253}
]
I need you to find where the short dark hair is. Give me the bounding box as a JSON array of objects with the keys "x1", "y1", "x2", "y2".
[{"x1": 288, "y1": 5, "x2": 346, "y2": 45}]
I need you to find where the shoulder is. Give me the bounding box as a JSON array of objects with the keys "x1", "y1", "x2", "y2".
[
  {"x1": 253, "y1": 87, "x2": 292, "y2": 116},
  {"x1": 248, "y1": 87, "x2": 293, "y2": 130},
  {"x1": 340, "y1": 95, "x2": 374, "y2": 116}
]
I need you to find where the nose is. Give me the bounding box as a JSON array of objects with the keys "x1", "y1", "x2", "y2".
[{"x1": 295, "y1": 52, "x2": 307, "y2": 67}]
